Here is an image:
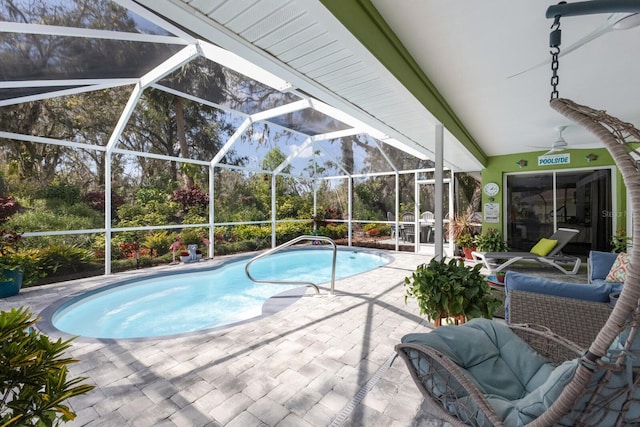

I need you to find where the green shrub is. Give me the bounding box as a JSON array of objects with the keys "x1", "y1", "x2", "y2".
[
  {"x1": 38, "y1": 181, "x2": 81, "y2": 205},
  {"x1": 180, "y1": 228, "x2": 203, "y2": 246},
  {"x1": 233, "y1": 224, "x2": 271, "y2": 241},
  {"x1": 142, "y1": 231, "x2": 175, "y2": 256},
  {"x1": 5, "y1": 203, "x2": 103, "y2": 234},
  {"x1": 35, "y1": 245, "x2": 95, "y2": 277},
  {"x1": 135, "y1": 188, "x2": 167, "y2": 204},
  {"x1": 316, "y1": 224, "x2": 347, "y2": 239},
  {"x1": 216, "y1": 240, "x2": 260, "y2": 255},
  {"x1": 362, "y1": 223, "x2": 391, "y2": 236},
  {"x1": 0, "y1": 307, "x2": 94, "y2": 426},
  {"x1": 275, "y1": 222, "x2": 312, "y2": 244}
]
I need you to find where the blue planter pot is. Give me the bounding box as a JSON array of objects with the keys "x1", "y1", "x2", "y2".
[{"x1": 0, "y1": 268, "x2": 24, "y2": 298}]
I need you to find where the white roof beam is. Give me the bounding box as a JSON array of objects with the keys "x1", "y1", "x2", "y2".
[
  {"x1": 0, "y1": 131, "x2": 104, "y2": 151},
  {"x1": 111, "y1": 148, "x2": 210, "y2": 166},
  {"x1": 197, "y1": 40, "x2": 292, "y2": 92},
  {"x1": 139, "y1": 44, "x2": 199, "y2": 88},
  {"x1": 106, "y1": 83, "x2": 143, "y2": 154},
  {"x1": 151, "y1": 83, "x2": 249, "y2": 119},
  {"x1": 249, "y1": 99, "x2": 310, "y2": 122},
  {"x1": 112, "y1": 0, "x2": 198, "y2": 43},
  {"x1": 211, "y1": 118, "x2": 253, "y2": 166},
  {"x1": 273, "y1": 137, "x2": 313, "y2": 175},
  {"x1": 0, "y1": 22, "x2": 189, "y2": 45},
  {"x1": 0, "y1": 80, "x2": 136, "y2": 107},
  {"x1": 0, "y1": 79, "x2": 137, "y2": 88},
  {"x1": 310, "y1": 128, "x2": 360, "y2": 142},
  {"x1": 315, "y1": 142, "x2": 351, "y2": 176},
  {"x1": 382, "y1": 137, "x2": 429, "y2": 160}
]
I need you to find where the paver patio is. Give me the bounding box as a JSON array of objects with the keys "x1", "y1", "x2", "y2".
[{"x1": 1, "y1": 250, "x2": 456, "y2": 426}]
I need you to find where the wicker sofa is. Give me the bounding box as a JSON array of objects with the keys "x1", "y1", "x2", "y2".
[{"x1": 505, "y1": 266, "x2": 622, "y2": 349}]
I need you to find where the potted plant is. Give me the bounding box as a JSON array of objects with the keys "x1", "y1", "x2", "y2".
[
  {"x1": 0, "y1": 230, "x2": 40, "y2": 298},
  {"x1": 610, "y1": 230, "x2": 632, "y2": 253},
  {"x1": 1, "y1": 307, "x2": 95, "y2": 425},
  {"x1": 404, "y1": 257, "x2": 501, "y2": 327},
  {"x1": 474, "y1": 228, "x2": 508, "y2": 253},
  {"x1": 179, "y1": 251, "x2": 191, "y2": 263},
  {"x1": 456, "y1": 233, "x2": 476, "y2": 260}
]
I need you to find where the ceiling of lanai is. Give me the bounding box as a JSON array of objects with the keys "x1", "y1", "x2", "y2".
[{"x1": 139, "y1": 0, "x2": 640, "y2": 167}]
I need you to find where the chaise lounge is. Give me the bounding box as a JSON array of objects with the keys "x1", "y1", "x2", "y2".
[{"x1": 471, "y1": 228, "x2": 581, "y2": 275}]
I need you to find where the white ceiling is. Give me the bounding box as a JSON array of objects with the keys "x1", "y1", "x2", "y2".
[
  {"x1": 371, "y1": 0, "x2": 640, "y2": 156},
  {"x1": 140, "y1": 0, "x2": 640, "y2": 165}
]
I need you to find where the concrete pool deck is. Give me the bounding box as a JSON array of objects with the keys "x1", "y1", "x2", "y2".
[{"x1": 1, "y1": 250, "x2": 458, "y2": 426}]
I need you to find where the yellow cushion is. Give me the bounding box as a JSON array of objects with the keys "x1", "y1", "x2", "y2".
[
  {"x1": 606, "y1": 252, "x2": 630, "y2": 283},
  {"x1": 529, "y1": 238, "x2": 558, "y2": 256}
]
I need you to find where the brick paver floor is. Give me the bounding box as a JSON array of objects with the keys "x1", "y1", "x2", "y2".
[{"x1": 1, "y1": 250, "x2": 455, "y2": 426}]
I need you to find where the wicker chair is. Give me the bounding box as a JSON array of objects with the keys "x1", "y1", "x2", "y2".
[
  {"x1": 396, "y1": 97, "x2": 640, "y2": 426},
  {"x1": 396, "y1": 322, "x2": 584, "y2": 426}
]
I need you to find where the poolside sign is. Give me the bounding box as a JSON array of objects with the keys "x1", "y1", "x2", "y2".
[{"x1": 538, "y1": 153, "x2": 570, "y2": 167}]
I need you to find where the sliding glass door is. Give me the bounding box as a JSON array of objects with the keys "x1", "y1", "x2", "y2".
[{"x1": 506, "y1": 169, "x2": 612, "y2": 255}]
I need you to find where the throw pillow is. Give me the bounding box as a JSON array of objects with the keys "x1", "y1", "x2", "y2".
[
  {"x1": 529, "y1": 238, "x2": 558, "y2": 256},
  {"x1": 606, "y1": 252, "x2": 630, "y2": 283}
]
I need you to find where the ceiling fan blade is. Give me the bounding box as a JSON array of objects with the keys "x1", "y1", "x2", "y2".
[{"x1": 508, "y1": 13, "x2": 634, "y2": 79}]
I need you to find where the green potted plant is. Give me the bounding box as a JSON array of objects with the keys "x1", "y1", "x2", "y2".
[
  {"x1": 456, "y1": 233, "x2": 476, "y2": 260},
  {"x1": 404, "y1": 257, "x2": 502, "y2": 327},
  {"x1": 0, "y1": 230, "x2": 42, "y2": 298},
  {"x1": 474, "y1": 228, "x2": 508, "y2": 253},
  {"x1": 1, "y1": 307, "x2": 95, "y2": 425},
  {"x1": 611, "y1": 230, "x2": 632, "y2": 253}
]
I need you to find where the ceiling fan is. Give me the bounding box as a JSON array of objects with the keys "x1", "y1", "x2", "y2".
[
  {"x1": 544, "y1": 125, "x2": 569, "y2": 154},
  {"x1": 509, "y1": 11, "x2": 640, "y2": 78},
  {"x1": 529, "y1": 125, "x2": 573, "y2": 154}
]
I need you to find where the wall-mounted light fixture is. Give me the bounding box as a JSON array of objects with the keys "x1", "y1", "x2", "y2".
[{"x1": 516, "y1": 159, "x2": 528, "y2": 168}]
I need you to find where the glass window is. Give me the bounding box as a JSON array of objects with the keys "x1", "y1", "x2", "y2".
[{"x1": 506, "y1": 169, "x2": 612, "y2": 255}]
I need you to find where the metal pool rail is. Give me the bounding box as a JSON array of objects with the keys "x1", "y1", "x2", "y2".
[{"x1": 244, "y1": 235, "x2": 337, "y2": 295}]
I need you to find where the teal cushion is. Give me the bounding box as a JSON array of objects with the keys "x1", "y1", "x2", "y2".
[
  {"x1": 487, "y1": 359, "x2": 578, "y2": 425},
  {"x1": 402, "y1": 319, "x2": 552, "y2": 401},
  {"x1": 401, "y1": 318, "x2": 580, "y2": 425}
]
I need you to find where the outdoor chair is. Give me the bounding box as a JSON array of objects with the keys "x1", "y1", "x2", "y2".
[
  {"x1": 387, "y1": 211, "x2": 397, "y2": 239},
  {"x1": 471, "y1": 228, "x2": 581, "y2": 275},
  {"x1": 421, "y1": 211, "x2": 435, "y2": 242},
  {"x1": 402, "y1": 212, "x2": 416, "y2": 243},
  {"x1": 396, "y1": 98, "x2": 640, "y2": 426}
]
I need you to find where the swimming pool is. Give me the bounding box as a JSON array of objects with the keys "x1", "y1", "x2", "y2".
[{"x1": 46, "y1": 248, "x2": 389, "y2": 339}]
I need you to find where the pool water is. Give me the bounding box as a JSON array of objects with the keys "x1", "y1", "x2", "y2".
[{"x1": 51, "y1": 248, "x2": 388, "y2": 339}]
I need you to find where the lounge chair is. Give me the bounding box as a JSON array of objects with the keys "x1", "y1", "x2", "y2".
[{"x1": 471, "y1": 228, "x2": 581, "y2": 275}]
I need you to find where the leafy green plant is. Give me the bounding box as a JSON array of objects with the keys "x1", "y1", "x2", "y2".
[
  {"x1": 611, "y1": 230, "x2": 632, "y2": 253},
  {"x1": 0, "y1": 230, "x2": 43, "y2": 286},
  {"x1": 404, "y1": 258, "x2": 501, "y2": 323},
  {"x1": 142, "y1": 231, "x2": 175, "y2": 257},
  {"x1": 474, "y1": 228, "x2": 508, "y2": 252},
  {"x1": 0, "y1": 307, "x2": 94, "y2": 426},
  {"x1": 34, "y1": 245, "x2": 95, "y2": 277},
  {"x1": 456, "y1": 233, "x2": 474, "y2": 249},
  {"x1": 316, "y1": 224, "x2": 348, "y2": 240}
]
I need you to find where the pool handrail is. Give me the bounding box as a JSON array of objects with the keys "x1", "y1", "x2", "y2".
[{"x1": 244, "y1": 235, "x2": 337, "y2": 295}]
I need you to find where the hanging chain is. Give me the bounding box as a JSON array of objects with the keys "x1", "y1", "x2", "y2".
[{"x1": 549, "y1": 15, "x2": 562, "y2": 101}]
